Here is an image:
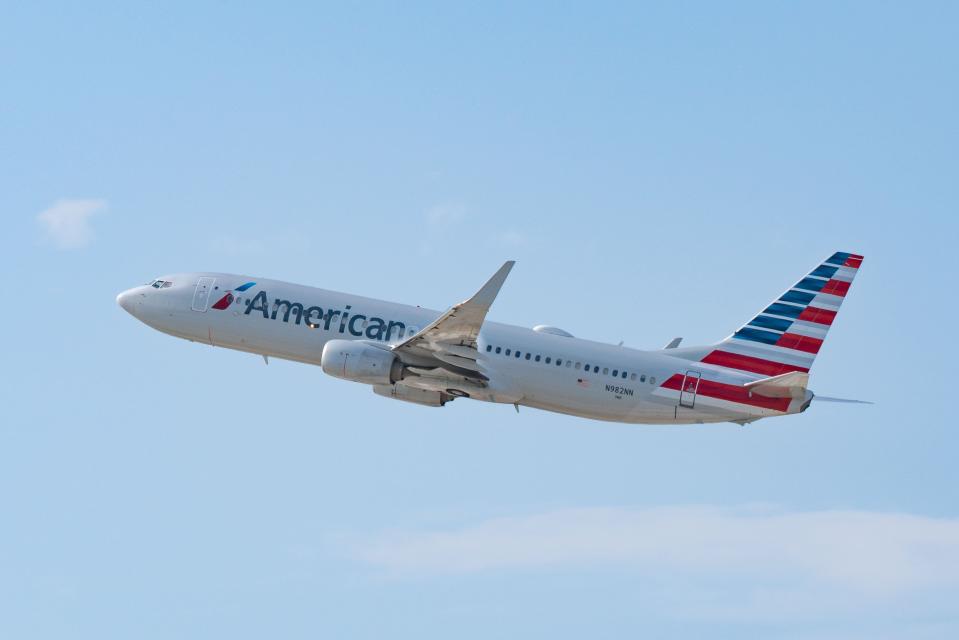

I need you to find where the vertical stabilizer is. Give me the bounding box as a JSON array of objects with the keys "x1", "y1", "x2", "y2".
[{"x1": 700, "y1": 252, "x2": 863, "y2": 376}]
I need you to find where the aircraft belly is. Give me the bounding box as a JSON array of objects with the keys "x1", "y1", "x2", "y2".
[
  {"x1": 516, "y1": 371, "x2": 654, "y2": 424},
  {"x1": 520, "y1": 379, "x2": 753, "y2": 425}
]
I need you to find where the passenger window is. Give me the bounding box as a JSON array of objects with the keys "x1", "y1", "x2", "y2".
[
  {"x1": 612, "y1": 370, "x2": 618, "y2": 377},
  {"x1": 525, "y1": 353, "x2": 531, "y2": 360},
  {"x1": 575, "y1": 362, "x2": 581, "y2": 370},
  {"x1": 545, "y1": 357, "x2": 551, "y2": 364},
  {"x1": 640, "y1": 374, "x2": 646, "y2": 382},
  {"x1": 603, "y1": 367, "x2": 609, "y2": 375},
  {"x1": 584, "y1": 364, "x2": 590, "y2": 371},
  {"x1": 486, "y1": 345, "x2": 492, "y2": 352},
  {"x1": 495, "y1": 347, "x2": 501, "y2": 354},
  {"x1": 535, "y1": 355, "x2": 541, "y2": 362},
  {"x1": 621, "y1": 371, "x2": 627, "y2": 379},
  {"x1": 649, "y1": 377, "x2": 656, "y2": 384},
  {"x1": 505, "y1": 349, "x2": 511, "y2": 356},
  {"x1": 594, "y1": 366, "x2": 600, "y2": 373},
  {"x1": 515, "y1": 351, "x2": 521, "y2": 358},
  {"x1": 556, "y1": 359, "x2": 562, "y2": 366},
  {"x1": 631, "y1": 373, "x2": 637, "y2": 381},
  {"x1": 566, "y1": 361, "x2": 572, "y2": 368}
]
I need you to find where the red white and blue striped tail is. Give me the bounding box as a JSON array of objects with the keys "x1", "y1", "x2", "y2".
[{"x1": 701, "y1": 252, "x2": 863, "y2": 376}]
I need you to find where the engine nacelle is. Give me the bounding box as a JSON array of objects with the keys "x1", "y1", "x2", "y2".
[
  {"x1": 373, "y1": 384, "x2": 449, "y2": 407},
  {"x1": 321, "y1": 340, "x2": 404, "y2": 386}
]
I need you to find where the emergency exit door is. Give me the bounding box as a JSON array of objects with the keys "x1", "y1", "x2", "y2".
[{"x1": 678, "y1": 370, "x2": 701, "y2": 408}]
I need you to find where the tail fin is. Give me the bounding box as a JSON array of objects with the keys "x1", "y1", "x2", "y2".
[{"x1": 701, "y1": 252, "x2": 863, "y2": 376}]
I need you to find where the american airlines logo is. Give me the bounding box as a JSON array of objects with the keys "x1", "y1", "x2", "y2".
[
  {"x1": 211, "y1": 281, "x2": 257, "y2": 310},
  {"x1": 234, "y1": 289, "x2": 409, "y2": 341}
]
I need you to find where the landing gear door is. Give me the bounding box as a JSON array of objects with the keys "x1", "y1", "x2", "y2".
[
  {"x1": 192, "y1": 277, "x2": 217, "y2": 312},
  {"x1": 679, "y1": 370, "x2": 701, "y2": 408}
]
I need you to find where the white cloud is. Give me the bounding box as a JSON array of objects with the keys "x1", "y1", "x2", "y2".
[
  {"x1": 358, "y1": 505, "x2": 959, "y2": 598},
  {"x1": 36, "y1": 198, "x2": 107, "y2": 249}
]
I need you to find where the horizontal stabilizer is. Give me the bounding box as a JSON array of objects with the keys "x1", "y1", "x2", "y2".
[
  {"x1": 743, "y1": 371, "x2": 809, "y2": 399},
  {"x1": 663, "y1": 337, "x2": 683, "y2": 349},
  {"x1": 813, "y1": 395, "x2": 874, "y2": 405}
]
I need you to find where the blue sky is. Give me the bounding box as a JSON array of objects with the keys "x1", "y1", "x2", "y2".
[{"x1": 2, "y1": 2, "x2": 957, "y2": 638}]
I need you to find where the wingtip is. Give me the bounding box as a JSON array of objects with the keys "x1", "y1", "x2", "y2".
[{"x1": 497, "y1": 260, "x2": 516, "y2": 275}]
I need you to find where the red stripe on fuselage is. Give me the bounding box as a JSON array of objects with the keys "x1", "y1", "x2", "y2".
[
  {"x1": 701, "y1": 350, "x2": 810, "y2": 376},
  {"x1": 820, "y1": 279, "x2": 850, "y2": 297},
  {"x1": 797, "y1": 306, "x2": 836, "y2": 325},
  {"x1": 660, "y1": 374, "x2": 791, "y2": 412},
  {"x1": 776, "y1": 332, "x2": 823, "y2": 354}
]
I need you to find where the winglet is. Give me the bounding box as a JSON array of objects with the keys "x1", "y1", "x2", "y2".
[
  {"x1": 663, "y1": 337, "x2": 683, "y2": 349},
  {"x1": 465, "y1": 260, "x2": 515, "y2": 310}
]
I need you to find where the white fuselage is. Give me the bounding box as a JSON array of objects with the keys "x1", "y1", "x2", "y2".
[{"x1": 118, "y1": 273, "x2": 812, "y2": 425}]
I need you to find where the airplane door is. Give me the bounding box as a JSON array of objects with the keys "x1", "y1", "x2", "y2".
[
  {"x1": 679, "y1": 370, "x2": 701, "y2": 408},
  {"x1": 191, "y1": 277, "x2": 217, "y2": 312}
]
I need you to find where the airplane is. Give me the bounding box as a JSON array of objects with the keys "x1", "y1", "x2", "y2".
[{"x1": 116, "y1": 252, "x2": 867, "y2": 425}]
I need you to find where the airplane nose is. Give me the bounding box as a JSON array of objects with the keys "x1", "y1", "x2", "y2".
[{"x1": 116, "y1": 289, "x2": 138, "y2": 315}]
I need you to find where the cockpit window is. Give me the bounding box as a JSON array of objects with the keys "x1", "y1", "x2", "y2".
[{"x1": 150, "y1": 280, "x2": 173, "y2": 289}]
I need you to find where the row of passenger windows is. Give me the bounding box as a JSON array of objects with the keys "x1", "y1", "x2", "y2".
[{"x1": 484, "y1": 344, "x2": 656, "y2": 384}]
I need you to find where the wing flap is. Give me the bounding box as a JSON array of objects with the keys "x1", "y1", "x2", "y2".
[{"x1": 433, "y1": 352, "x2": 485, "y2": 373}]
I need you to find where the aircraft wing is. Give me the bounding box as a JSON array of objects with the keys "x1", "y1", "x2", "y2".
[{"x1": 391, "y1": 261, "x2": 515, "y2": 378}]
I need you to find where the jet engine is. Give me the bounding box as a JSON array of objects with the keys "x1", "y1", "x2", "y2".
[
  {"x1": 321, "y1": 340, "x2": 404, "y2": 385},
  {"x1": 373, "y1": 384, "x2": 449, "y2": 407}
]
